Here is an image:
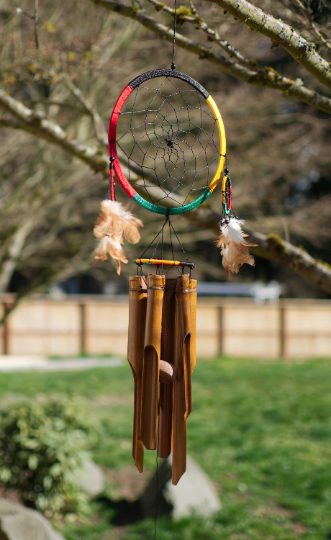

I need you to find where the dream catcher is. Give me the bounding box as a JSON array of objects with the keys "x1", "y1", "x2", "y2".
[{"x1": 93, "y1": 2, "x2": 255, "y2": 486}]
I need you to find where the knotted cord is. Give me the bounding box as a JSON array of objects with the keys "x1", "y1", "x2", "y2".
[{"x1": 171, "y1": 0, "x2": 177, "y2": 70}]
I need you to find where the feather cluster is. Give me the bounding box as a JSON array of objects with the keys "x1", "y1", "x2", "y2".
[
  {"x1": 216, "y1": 218, "x2": 257, "y2": 278},
  {"x1": 93, "y1": 200, "x2": 143, "y2": 275}
]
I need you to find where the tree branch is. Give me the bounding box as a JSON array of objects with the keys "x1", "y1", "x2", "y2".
[
  {"x1": 1, "y1": 89, "x2": 330, "y2": 295},
  {"x1": 0, "y1": 90, "x2": 108, "y2": 173},
  {"x1": 63, "y1": 79, "x2": 107, "y2": 144},
  {"x1": 34, "y1": 0, "x2": 39, "y2": 49},
  {"x1": 147, "y1": 0, "x2": 260, "y2": 71},
  {"x1": 0, "y1": 255, "x2": 93, "y2": 325},
  {"x1": 293, "y1": 0, "x2": 331, "y2": 53},
  {"x1": 0, "y1": 219, "x2": 35, "y2": 293},
  {"x1": 189, "y1": 207, "x2": 331, "y2": 295},
  {"x1": 89, "y1": 0, "x2": 331, "y2": 115},
  {"x1": 207, "y1": 0, "x2": 331, "y2": 90}
]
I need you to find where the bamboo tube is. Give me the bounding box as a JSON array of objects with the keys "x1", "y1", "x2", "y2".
[
  {"x1": 172, "y1": 274, "x2": 190, "y2": 485},
  {"x1": 182, "y1": 279, "x2": 192, "y2": 420},
  {"x1": 127, "y1": 276, "x2": 147, "y2": 473},
  {"x1": 189, "y1": 279, "x2": 197, "y2": 373},
  {"x1": 158, "y1": 278, "x2": 176, "y2": 459},
  {"x1": 140, "y1": 274, "x2": 165, "y2": 450}
]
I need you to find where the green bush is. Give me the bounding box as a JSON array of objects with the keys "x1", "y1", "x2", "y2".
[{"x1": 0, "y1": 396, "x2": 95, "y2": 517}]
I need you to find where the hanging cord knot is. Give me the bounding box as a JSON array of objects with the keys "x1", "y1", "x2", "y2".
[
  {"x1": 109, "y1": 155, "x2": 116, "y2": 201},
  {"x1": 171, "y1": 0, "x2": 177, "y2": 70}
]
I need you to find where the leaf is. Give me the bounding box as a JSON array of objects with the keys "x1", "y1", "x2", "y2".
[
  {"x1": 50, "y1": 463, "x2": 62, "y2": 477},
  {"x1": 0, "y1": 467, "x2": 12, "y2": 482},
  {"x1": 43, "y1": 475, "x2": 53, "y2": 490},
  {"x1": 28, "y1": 454, "x2": 38, "y2": 470}
]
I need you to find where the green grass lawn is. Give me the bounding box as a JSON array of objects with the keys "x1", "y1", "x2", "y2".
[{"x1": 1, "y1": 358, "x2": 331, "y2": 540}]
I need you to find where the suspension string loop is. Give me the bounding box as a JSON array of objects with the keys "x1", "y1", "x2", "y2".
[
  {"x1": 171, "y1": 0, "x2": 177, "y2": 70},
  {"x1": 169, "y1": 220, "x2": 190, "y2": 262},
  {"x1": 136, "y1": 215, "x2": 194, "y2": 271},
  {"x1": 139, "y1": 220, "x2": 168, "y2": 260}
]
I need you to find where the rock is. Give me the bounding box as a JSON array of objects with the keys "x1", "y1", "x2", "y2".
[
  {"x1": 139, "y1": 455, "x2": 221, "y2": 520},
  {"x1": 0, "y1": 356, "x2": 47, "y2": 372},
  {"x1": 72, "y1": 458, "x2": 105, "y2": 497},
  {"x1": 0, "y1": 498, "x2": 65, "y2": 540}
]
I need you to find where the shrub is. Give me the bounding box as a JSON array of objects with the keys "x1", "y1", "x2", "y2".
[{"x1": 0, "y1": 395, "x2": 95, "y2": 517}]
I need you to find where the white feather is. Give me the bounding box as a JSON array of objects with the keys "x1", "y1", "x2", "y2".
[
  {"x1": 216, "y1": 217, "x2": 256, "y2": 278},
  {"x1": 221, "y1": 218, "x2": 245, "y2": 245}
]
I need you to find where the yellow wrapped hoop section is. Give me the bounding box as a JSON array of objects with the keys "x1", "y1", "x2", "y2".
[{"x1": 206, "y1": 95, "x2": 227, "y2": 193}]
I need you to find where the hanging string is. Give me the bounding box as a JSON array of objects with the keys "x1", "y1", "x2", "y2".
[
  {"x1": 171, "y1": 0, "x2": 177, "y2": 69},
  {"x1": 169, "y1": 219, "x2": 190, "y2": 262},
  {"x1": 154, "y1": 433, "x2": 160, "y2": 540},
  {"x1": 169, "y1": 218, "x2": 174, "y2": 261},
  {"x1": 138, "y1": 214, "x2": 191, "y2": 266}
]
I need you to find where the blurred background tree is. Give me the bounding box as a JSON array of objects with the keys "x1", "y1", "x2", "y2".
[{"x1": 0, "y1": 0, "x2": 331, "y2": 308}]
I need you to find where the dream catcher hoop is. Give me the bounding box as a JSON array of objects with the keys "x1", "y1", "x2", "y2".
[
  {"x1": 92, "y1": 0, "x2": 256, "y2": 488},
  {"x1": 108, "y1": 69, "x2": 226, "y2": 216}
]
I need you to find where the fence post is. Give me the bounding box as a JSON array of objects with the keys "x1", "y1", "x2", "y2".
[
  {"x1": 218, "y1": 305, "x2": 224, "y2": 357},
  {"x1": 79, "y1": 303, "x2": 86, "y2": 356},
  {"x1": 279, "y1": 304, "x2": 285, "y2": 359},
  {"x1": 2, "y1": 303, "x2": 9, "y2": 355}
]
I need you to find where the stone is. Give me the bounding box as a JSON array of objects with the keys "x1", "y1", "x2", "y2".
[
  {"x1": 139, "y1": 455, "x2": 221, "y2": 520},
  {"x1": 0, "y1": 356, "x2": 47, "y2": 372},
  {"x1": 0, "y1": 356, "x2": 123, "y2": 373},
  {"x1": 0, "y1": 499, "x2": 66, "y2": 540},
  {"x1": 72, "y1": 458, "x2": 105, "y2": 497}
]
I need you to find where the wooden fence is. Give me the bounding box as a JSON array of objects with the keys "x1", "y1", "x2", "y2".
[{"x1": 0, "y1": 295, "x2": 330, "y2": 359}]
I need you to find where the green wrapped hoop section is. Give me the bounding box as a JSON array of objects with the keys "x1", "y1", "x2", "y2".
[
  {"x1": 222, "y1": 203, "x2": 231, "y2": 215},
  {"x1": 133, "y1": 189, "x2": 212, "y2": 215}
]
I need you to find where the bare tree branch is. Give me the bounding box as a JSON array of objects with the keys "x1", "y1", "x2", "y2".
[
  {"x1": 147, "y1": 0, "x2": 260, "y2": 70},
  {"x1": 89, "y1": 0, "x2": 331, "y2": 115},
  {"x1": 293, "y1": 0, "x2": 331, "y2": 52},
  {"x1": 0, "y1": 90, "x2": 108, "y2": 173},
  {"x1": 0, "y1": 256, "x2": 93, "y2": 325},
  {"x1": 63, "y1": 79, "x2": 107, "y2": 144},
  {"x1": 207, "y1": 0, "x2": 331, "y2": 90},
  {"x1": 188, "y1": 207, "x2": 331, "y2": 295},
  {"x1": 0, "y1": 89, "x2": 330, "y2": 294},
  {"x1": 0, "y1": 219, "x2": 35, "y2": 292},
  {"x1": 34, "y1": 0, "x2": 39, "y2": 49}
]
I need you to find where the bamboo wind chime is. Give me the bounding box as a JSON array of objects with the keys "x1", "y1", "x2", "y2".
[
  {"x1": 127, "y1": 273, "x2": 196, "y2": 485},
  {"x1": 92, "y1": 0, "x2": 256, "y2": 487}
]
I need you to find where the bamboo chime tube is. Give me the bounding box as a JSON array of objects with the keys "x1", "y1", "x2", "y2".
[
  {"x1": 172, "y1": 274, "x2": 190, "y2": 485},
  {"x1": 127, "y1": 276, "x2": 147, "y2": 472},
  {"x1": 189, "y1": 279, "x2": 197, "y2": 373},
  {"x1": 182, "y1": 279, "x2": 193, "y2": 420},
  {"x1": 140, "y1": 274, "x2": 165, "y2": 450},
  {"x1": 158, "y1": 278, "x2": 177, "y2": 459}
]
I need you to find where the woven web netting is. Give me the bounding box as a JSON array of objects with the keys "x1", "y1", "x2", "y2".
[{"x1": 116, "y1": 76, "x2": 220, "y2": 208}]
